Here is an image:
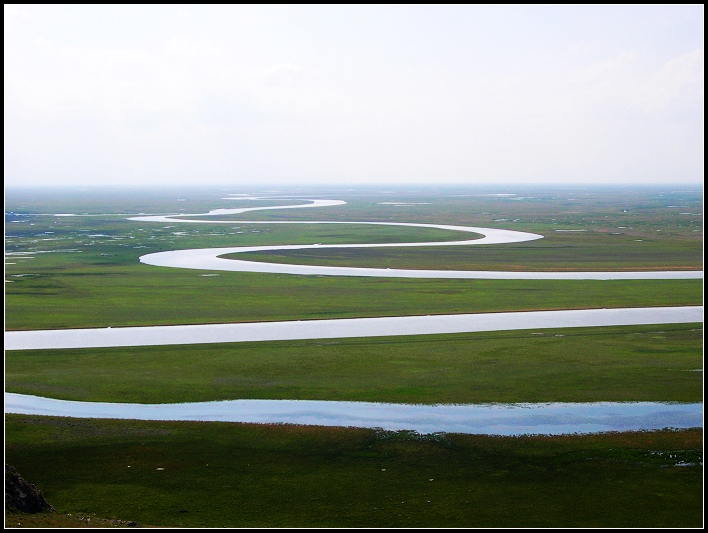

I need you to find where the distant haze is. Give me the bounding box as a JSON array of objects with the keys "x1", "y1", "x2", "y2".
[{"x1": 4, "y1": 5, "x2": 704, "y2": 187}]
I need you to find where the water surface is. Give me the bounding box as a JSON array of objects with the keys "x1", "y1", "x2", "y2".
[
  {"x1": 5, "y1": 393, "x2": 701, "y2": 436},
  {"x1": 5, "y1": 306, "x2": 703, "y2": 350}
]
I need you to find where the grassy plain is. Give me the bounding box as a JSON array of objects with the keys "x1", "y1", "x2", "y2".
[
  {"x1": 4, "y1": 185, "x2": 703, "y2": 527},
  {"x1": 237, "y1": 235, "x2": 701, "y2": 271},
  {"x1": 5, "y1": 323, "x2": 703, "y2": 404},
  {"x1": 6, "y1": 186, "x2": 702, "y2": 330},
  {"x1": 5, "y1": 417, "x2": 703, "y2": 528},
  {"x1": 4, "y1": 261, "x2": 702, "y2": 329}
]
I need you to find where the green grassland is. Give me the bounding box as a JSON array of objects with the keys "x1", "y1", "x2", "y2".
[
  {"x1": 5, "y1": 323, "x2": 703, "y2": 404},
  {"x1": 235, "y1": 234, "x2": 701, "y2": 271},
  {"x1": 4, "y1": 258, "x2": 703, "y2": 329},
  {"x1": 4, "y1": 185, "x2": 704, "y2": 527},
  {"x1": 6, "y1": 186, "x2": 702, "y2": 330},
  {"x1": 5, "y1": 417, "x2": 703, "y2": 528}
]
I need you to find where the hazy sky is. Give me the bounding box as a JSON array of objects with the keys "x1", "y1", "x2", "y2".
[{"x1": 4, "y1": 5, "x2": 704, "y2": 188}]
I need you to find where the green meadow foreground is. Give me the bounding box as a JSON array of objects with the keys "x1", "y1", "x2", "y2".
[
  {"x1": 5, "y1": 417, "x2": 702, "y2": 528},
  {"x1": 5, "y1": 186, "x2": 703, "y2": 527}
]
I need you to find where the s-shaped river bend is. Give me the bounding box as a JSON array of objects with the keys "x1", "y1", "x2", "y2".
[{"x1": 6, "y1": 197, "x2": 703, "y2": 435}]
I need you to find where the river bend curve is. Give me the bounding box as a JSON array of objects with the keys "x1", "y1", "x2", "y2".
[
  {"x1": 132, "y1": 198, "x2": 702, "y2": 280},
  {"x1": 6, "y1": 196, "x2": 703, "y2": 434}
]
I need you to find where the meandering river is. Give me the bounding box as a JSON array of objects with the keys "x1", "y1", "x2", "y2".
[{"x1": 5, "y1": 197, "x2": 703, "y2": 434}]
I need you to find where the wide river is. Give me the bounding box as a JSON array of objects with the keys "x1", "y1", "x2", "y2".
[{"x1": 5, "y1": 197, "x2": 703, "y2": 434}]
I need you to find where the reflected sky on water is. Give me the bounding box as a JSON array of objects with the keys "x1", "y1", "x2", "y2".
[{"x1": 5, "y1": 393, "x2": 702, "y2": 436}]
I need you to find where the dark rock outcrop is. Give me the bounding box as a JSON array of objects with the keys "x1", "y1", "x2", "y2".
[{"x1": 5, "y1": 464, "x2": 56, "y2": 513}]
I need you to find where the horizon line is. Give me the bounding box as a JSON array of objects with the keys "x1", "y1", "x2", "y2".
[{"x1": 5, "y1": 182, "x2": 704, "y2": 190}]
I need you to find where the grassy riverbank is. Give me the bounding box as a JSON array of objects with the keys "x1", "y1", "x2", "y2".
[
  {"x1": 5, "y1": 323, "x2": 703, "y2": 404},
  {"x1": 4, "y1": 260, "x2": 702, "y2": 330},
  {"x1": 236, "y1": 235, "x2": 702, "y2": 271},
  {"x1": 5, "y1": 416, "x2": 703, "y2": 528}
]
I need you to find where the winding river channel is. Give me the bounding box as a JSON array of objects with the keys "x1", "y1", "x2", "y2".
[{"x1": 5, "y1": 197, "x2": 704, "y2": 435}]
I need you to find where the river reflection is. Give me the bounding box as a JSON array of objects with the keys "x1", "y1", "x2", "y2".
[{"x1": 5, "y1": 393, "x2": 702, "y2": 436}]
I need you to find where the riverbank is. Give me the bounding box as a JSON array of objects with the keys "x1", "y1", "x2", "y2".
[{"x1": 5, "y1": 415, "x2": 702, "y2": 528}]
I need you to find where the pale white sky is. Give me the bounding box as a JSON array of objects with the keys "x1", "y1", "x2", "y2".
[{"x1": 4, "y1": 5, "x2": 704, "y2": 187}]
